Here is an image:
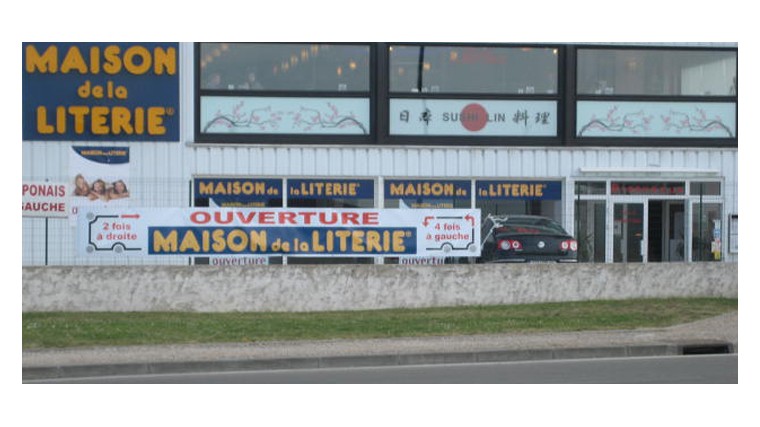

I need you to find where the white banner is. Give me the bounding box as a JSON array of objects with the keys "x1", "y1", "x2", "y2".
[{"x1": 77, "y1": 208, "x2": 481, "y2": 258}]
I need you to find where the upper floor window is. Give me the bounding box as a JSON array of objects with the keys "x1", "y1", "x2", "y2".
[
  {"x1": 577, "y1": 48, "x2": 737, "y2": 97},
  {"x1": 199, "y1": 43, "x2": 370, "y2": 92},
  {"x1": 389, "y1": 45, "x2": 559, "y2": 95}
]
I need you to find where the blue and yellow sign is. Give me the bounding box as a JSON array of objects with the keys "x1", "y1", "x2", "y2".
[
  {"x1": 23, "y1": 42, "x2": 179, "y2": 142},
  {"x1": 194, "y1": 178, "x2": 282, "y2": 207},
  {"x1": 148, "y1": 227, "x2": 416, "y2": 256},
  {"x1": 288, "y1": 179, "x2": 374, "y2": 200},
  {"x1": 476, "y1": 180, "x2": 562, "y2": 200},
  {"x1": 385, "y1": 179, "x2": 470, "y2": 208}
]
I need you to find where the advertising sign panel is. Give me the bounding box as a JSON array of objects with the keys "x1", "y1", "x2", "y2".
[
  {"x1": 194, "y1": 177, "x2": 283, "y2": 207},
  {"x1": 23, "y1": 42, "x2": 180, "y2": 142},
  {"x1": 69, "y1": 146, "x2": 130, "y2": 222},
  {"x1": 22, "y1": 181, "x2": 69, "y2": 217},
  {"x1": 476, "y1": 180, "x2": 562, "y2": 201},
  {"x1": 77, "y1": 208, "x2": 481, "y2": 258}
]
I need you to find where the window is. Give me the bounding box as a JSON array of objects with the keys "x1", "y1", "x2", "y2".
[
  {"x1": 197, "y1": 43, "x2": 373, "y2": 139},
  {"x1": 690, "y1": 182, "x2": 721, "y2": 196},
  {"x1": 575, "y1": 181, "x2": 606, "y2": 195},
  {"x1": 389, "y1": 45, "x2": 559, "y2": 94},
  {"x1": 577, "y1": 49, "x2": 737, "y2": 97},
  {"x1": 200, "y1": 43, "x2": 370, "y2": 92},
  {"x1": 692, "y1": 202, "x2": 722, "y2": 261}
]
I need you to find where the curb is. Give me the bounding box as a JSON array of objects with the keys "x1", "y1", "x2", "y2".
[{"x1": 22, "y1": 342, "x2": 735, "y2": 381}]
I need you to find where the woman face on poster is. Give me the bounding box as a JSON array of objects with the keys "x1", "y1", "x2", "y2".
[
  {"x1": 89, "y1": 179, "x2": 108, "y2": 201},
  {"x1": 108, "y1": 180, "x2": 129, "y2": 199},
  {"x1": 74, "y1": 174, "x2": 90, "y2": 196}
]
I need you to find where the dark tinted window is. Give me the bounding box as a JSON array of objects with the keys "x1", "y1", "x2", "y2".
[
  {"x1": 577, "y1": 49, "x2": 737, "y2": 96},
  {"x1": 390, "y1": 45, "x2": 558, "y2": 94},
  {"x1": 200, "y1": 43, "x2": 370, "y2": 92}
]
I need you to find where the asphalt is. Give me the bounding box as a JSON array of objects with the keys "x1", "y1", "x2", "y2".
[{"x1": 22, "y1": 311, "x2": 738, "y2": 381}]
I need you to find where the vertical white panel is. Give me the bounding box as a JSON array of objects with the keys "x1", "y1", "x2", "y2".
[
  {"x1": 418, "y1": 149, "x2": 433, "y2": 177},
  {"x1": 314, "y1": 148, "x2": 329, "y2": 175},
  {"x1": 445, "y1": 150, "x2": 459, "y2": 176},
  {"x1": 508, "y1": 149, "x2": 520, "y2": 176},
  {"x1": 367, "y1": 148, "x2": 381, "y2": 176},
  {"x1": 458, "y1": 149, "x2": 471, "y2": 177},
  {"x1": 494, "y1": 150, "x2": 509, "y2": 177},
  {"x1": 521, "y1": 150, "x2": 534, "y2": 177},
  {"x1": 533, "y1": 149, "x2": 547, "y2": 177},
  {"x1": 406, "y1": 148, "x2": 420, "y2": 176},
  {"x1": 380, "y1": 149, "x2": 394, "y2": 176},
  {"x1": 301, "y1": 148, "x2": 316, "y2": 175}
]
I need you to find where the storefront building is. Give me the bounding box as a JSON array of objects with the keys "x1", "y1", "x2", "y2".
[{"x1": 22, "y1": 42, "x2": 738, "y2": 265}]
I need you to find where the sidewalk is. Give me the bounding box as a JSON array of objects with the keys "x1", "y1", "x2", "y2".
[{"x1": 22, "y1": 311, "x2": 738, "y2": 381}]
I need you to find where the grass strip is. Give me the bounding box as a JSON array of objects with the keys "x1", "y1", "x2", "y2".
[{"x1": 22, "y1": 298, "x2": 737, "y2": 349}]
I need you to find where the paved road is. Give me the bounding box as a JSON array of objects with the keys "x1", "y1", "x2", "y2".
[{"x1": 26, "y1": 354, "x2": 737, "y2": 384}]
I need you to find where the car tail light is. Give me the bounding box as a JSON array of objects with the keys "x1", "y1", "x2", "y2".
[
  {"x1": 498, "y1": 239, "x2": 523, "y2": 251},
  {"x1": 560, "y1": 240, "x2": 578, "y2": 252}
]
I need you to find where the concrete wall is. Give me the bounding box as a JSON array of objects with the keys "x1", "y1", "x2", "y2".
[{"x1": 22, "y1": 263, "x2": 738, "y2": 312}]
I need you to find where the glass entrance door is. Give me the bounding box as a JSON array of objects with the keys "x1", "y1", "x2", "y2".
[{"x1": 614, "y1": 203, "x2": 644, "y2": 262}]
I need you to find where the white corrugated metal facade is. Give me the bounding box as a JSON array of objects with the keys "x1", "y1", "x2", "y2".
[{"x1": 22, "y1": 42, "x2": 738, "y2": 265}]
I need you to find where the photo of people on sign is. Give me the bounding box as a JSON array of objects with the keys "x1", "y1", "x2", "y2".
[{"x1": 69, "y1": 146, "x2": 130, "y2": 221}]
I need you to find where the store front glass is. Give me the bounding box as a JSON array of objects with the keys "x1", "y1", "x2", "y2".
[{"x1": 576, "y1": 179, "x2": 724, "y2": 263}]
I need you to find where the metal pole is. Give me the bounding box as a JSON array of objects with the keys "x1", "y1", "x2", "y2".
[{"x1": 44, "y1": 217, "x2": 49, "y2": 266}]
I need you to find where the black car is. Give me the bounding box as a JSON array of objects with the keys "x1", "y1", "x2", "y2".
[{"x1": 479, "y1": 215, "x2": 577, "y2": 263}]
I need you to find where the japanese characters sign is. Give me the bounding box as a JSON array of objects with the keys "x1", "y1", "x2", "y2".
[
  {"x1": 389, "y1": 99, "x2": 557, "y2": 136},
  {"x1": 77, "y1": 208, "x2": 481, "y2": 258}
]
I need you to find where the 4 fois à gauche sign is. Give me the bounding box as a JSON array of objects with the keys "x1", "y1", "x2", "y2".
[{"x1": 78, "y1": 208, "x2": 481, "y2": 258}]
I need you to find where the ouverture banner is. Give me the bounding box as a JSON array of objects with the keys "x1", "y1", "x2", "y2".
[{"x1": 77, "y1": 208, "x2": 481, "y2": 258}]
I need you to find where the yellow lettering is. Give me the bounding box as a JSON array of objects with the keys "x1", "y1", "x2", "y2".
[
  {"x1": 352, "y1": 230, "x2": 365, "y2": 252},
  {"x1": 312, "y1": 231, "x2": 325, "y2": 252},
  {"x1": 36, "y1": 106, "x2": 54, "y2": 134},
  {"x1": 366, "y1": 231, "x2": 382, "y2": 252},
  {"x1": 67, "y1": 106, "x2": 89, "y2": 134},
  {"x1": 152, "y1": 230, "x2": 178, "y2": 253},
  {"x1": 249, "y1": 230, "x2": 267, "y2": 252},
  {"x1": 212, "y1": 229, "x2": 226, "y2": 252},
  {"x1": 153, "y1": 46, "x2": 177, "y2": 75},
  {"x1": 227, "y1": 229, "x2": 248, "y2": 252},
  {"x1": 179, "y1": 231, "x2": 200, "y2": 252},
  {"x1": 90, "y1": 106, "x2": 110, "y2": 134},
  {"x1": 392, "y1": 231, "x2": 406, "y2": 253},
  {"x1": 60, "y1": 46, "x2": 88, "y2": 74},
  {"x1": 26, "y1": 45, "x2": 57, "y2": 73},
  {"x1": 336, "y1": 230, "x2": 351, "y2": 251},
  {"x1": 111, "y1": 106, "x2": 132, "y2": 134},
  {"x1": 123, "y1": 46, "x2": 151, "y2": 75},
  {"x1": 103, "y1": 45, "x2": 122, "y2": 74},
  {"x1": 147, "y1": 107, "x2": 166, "y2": 135}
]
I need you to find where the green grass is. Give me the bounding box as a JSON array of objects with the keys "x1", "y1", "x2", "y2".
[{"x1": 22, "y1": 298, "x2": 737, "y2": 349}]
